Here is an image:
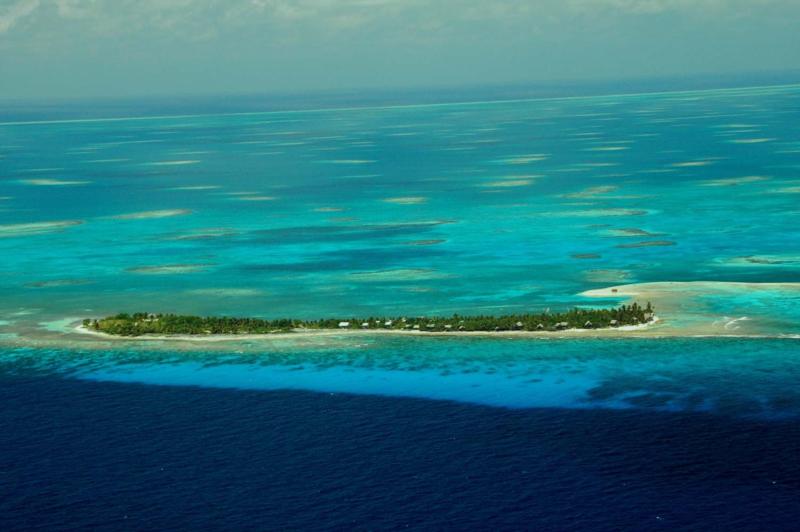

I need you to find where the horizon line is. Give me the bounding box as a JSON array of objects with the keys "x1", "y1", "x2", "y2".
[{"x1": 1, "y1": 82, "x2": 799, "y2": 128}]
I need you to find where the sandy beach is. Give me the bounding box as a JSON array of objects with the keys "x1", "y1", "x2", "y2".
[
  {"x1": 72, "y1": 316, "x2": 738, "y2": 344},
  {"x1": 2, "y1": 280, "x2": 796, "y2": 352}
]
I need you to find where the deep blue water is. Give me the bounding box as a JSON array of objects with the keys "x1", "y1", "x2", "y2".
[
  {"x1": 2, "y1": 337, "x2": 800, "y2": 530},
  {"x1": 1, "y1": 375, "x2": 799, "y2": 531}
]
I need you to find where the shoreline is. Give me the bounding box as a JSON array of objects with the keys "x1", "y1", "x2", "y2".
[
  {"x1": 64, "y1": 319, "x2": 800, "y2": 343},
  {"x1": 4, "y1": 280, "x2": 798, "y2": 348},
  {"x1": 0, "y1": 316, "x2": 798, "y2": 354},
  {"x1": 72, "y1": 317, "x2": 672, "y2": 342},
  {"x1": 82, "y1": 303, "x2": 655, "y2": 340}
]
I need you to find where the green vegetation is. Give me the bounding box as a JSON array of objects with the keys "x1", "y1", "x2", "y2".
[{"x1": 84, "y1": 303, "x2": 654, "y2": 337}]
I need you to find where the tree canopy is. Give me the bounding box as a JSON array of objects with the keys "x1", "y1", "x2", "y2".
[{"x1": 85, "y1": 303, "x2": 654, "y2": 337}]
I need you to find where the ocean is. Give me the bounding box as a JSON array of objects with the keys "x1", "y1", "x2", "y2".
[
  {"x1": 1, "y1": 338, "x2": 800, "y2": 530},
  {"x1": 1, "y1": 84, "x2": 800, "y2": 529}
]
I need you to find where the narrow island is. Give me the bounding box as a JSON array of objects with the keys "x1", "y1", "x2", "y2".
[{"x1": 82, "y1": 303, "x2": 655, "y2": 337}]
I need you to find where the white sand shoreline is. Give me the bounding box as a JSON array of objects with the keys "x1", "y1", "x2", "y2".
[
  {"x1": 24, "y1": 280, "x2": 800, "y2": 346},
  {"x1": 70, "y1": 317, "x2": 675, "y2": 342},
  {"x1": 65, "y1": 320, "x2": 800, "y2": 344}
]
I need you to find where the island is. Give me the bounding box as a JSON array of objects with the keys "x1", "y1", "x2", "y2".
[{"x1": 82, "y1": 303, "x2": 655, "y2": 337}]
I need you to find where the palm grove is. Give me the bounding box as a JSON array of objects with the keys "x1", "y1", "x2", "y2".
[{"x1": 85, "y1": 303, "x2": 654, "y2": 336}]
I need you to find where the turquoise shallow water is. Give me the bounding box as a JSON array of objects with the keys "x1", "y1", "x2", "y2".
[
  {"x1": 0, "y1": 85, "x2": 799, "y2": 410},
  {"x1": 2, "y1": 337, "x2": 799, "y2": 418},
  {"x1": 1, "y1": 84, "x2": 799, "y2": 331}
]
